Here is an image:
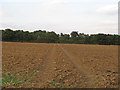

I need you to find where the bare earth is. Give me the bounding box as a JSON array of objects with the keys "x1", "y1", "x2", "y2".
[{"x1": 2, "y1": 42, "x2": 118, "y2": 88}]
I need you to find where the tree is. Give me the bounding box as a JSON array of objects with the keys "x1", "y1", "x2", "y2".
[
  {"x1": 46, "y1": 32, "x2": 59, "y2": 43},
  {"x1": 96, "y1": 34, "x2": 107, "y2": 45},
  {"x1": 71, "y1": 31, "x2": 79, "y2": 38},
  {"x1": 1, "y1": 29, "x2": 120, "y2": 45},
  {"x1": 14, "y1": 30, "x2": 24, "y2": 42},
  {"x1": 59, "y1": 34, "x2": 70, "y2": 43},
  {"x1": 2, "y1": 29, "x2": 15, "y2": 41}
]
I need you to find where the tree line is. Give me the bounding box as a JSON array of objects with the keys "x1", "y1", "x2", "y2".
[{"x1": 1, "y1": 29, "x2": 120, "y2": 45}]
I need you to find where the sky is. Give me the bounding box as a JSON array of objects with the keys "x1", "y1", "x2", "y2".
[{"x1": 0, "y1": 0, "x2": 119, "y2": 34}]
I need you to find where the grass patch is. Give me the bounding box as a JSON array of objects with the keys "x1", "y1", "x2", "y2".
[
  {"x1": 32, "y1": 72, "x2": 37, "y2": 76},
  {"x1": 2, "y1": 74, "x2": 22, "y2": 85},
  {"x1": 50, "y1": 80, "x2": 64, "y2": 88},
  {"x1": 2, "y1": 71, "x2": 39, "y2": 87},
  {"x1": 93, "y1": 76, "x2": 101, "y2": 85}
]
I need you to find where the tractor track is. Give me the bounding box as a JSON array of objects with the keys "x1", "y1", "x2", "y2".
[
  {"x1": 57, "y1": 44, "x2": 96, "y2": 88},
  {"x1": 37, "y1": 44, "x2": 57, "y2": 87}
]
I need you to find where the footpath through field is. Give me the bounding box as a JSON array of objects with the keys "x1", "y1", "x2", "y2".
[
  {"x1": 57, "y1": 44, "x2": 96, "y2": 88},
  {"x1": 37, "y1": 44, "x2": 96, "y2": 88}
]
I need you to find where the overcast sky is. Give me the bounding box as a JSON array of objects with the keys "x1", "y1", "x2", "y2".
[{"x1": 0, "y1": 0, "x2": 119, "y2": 34}]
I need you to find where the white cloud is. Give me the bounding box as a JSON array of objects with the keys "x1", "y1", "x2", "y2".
[
  {"x1": 96, "y1": 4, "x2": 118, "y2": 15},
  {"x1": 37, "y1": 0, "x2": 69, "y2": 9},
  {"x1": 0, "y1": 0, "x2": 41, "y2": 3},
  {"x1": 0, "y1": 7, "x2": 3, "y2": 17},
  {"x1": 49, "y1": 0, "x2": 68, "y2": 4},
  {"x1": 100, "y1": 20, "x2": 118, "y2": 26},
  {"x1": 0, "y1": 11, "x2": 2, "y2": 16},
  {"x1": 0, "y1": 0, "x2": 69, "y2": 4},
  {"x1": 0, "y1": 0, "x2": 118, "y2": 34},
  {"x1": 0, "y1": 10, "x2": 12, "y2": 18}
]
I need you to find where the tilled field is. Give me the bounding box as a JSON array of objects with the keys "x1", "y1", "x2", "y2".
[{"x1": 2, "y1": 42, "x2": 118, "y2": 88}]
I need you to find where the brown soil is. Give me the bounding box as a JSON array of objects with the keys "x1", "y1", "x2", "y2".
[{"x1": 2, "y1": 42, "x2": 118, "y2": 88}]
